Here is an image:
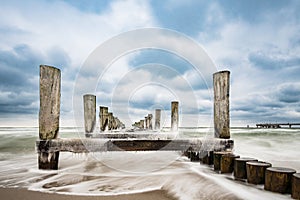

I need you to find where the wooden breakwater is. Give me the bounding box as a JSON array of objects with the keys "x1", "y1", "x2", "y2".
[
  {"x1": 37, "y1": 65, "x2": 232, "y2": 169},
  {"x1": 36, "y1": 65, "x2": 299, "y2": 199}
]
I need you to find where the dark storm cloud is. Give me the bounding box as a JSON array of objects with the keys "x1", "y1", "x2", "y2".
[
  {"x1": 0, "y1": 44, "x2": 41, "y2": 91},
  {"x1": 0, "y1": 44, "x2": 71, "y2": 116}
]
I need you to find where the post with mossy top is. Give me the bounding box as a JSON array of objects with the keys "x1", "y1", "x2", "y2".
[
  {"x1": 38, "y1": 65, "x2": 61, "y2": 170},
  {"x1": 213, "y1": 71, "x2": 230, "y2": 139},
  {"x1": 171, "y1": 101, "x2": 179, "y2": 131},
  {"x1": 83, "y1": 94, "x2": 96, "y2": 134}
]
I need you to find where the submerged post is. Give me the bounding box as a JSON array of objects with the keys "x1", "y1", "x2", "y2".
[
  {"x1": 155, "y1": 109, "x2": 161, "y2": 130},
  {"x1": 99, "y1": 106, "x2": 108, "y2": 131},
  {"x1": 213, "y1": 71, "x2": 230, "y2": 139},
  {"x1": 83, "y1": 94, "x2": 96, "y2": 133},
  {"x1": 38, "y1": 65, "x2": 61, "y2": 170},
  {"x1": 171, "y1": 101, "x2": 179, "y2": 131}
]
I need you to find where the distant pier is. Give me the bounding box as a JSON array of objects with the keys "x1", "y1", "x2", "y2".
[{"x1": 256, "y1": 123, "x2": 300, "y2": 128}]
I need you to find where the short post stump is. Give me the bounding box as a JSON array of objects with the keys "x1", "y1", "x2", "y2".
[
  {"x1": 220, "y1": 154, "x2": 240, "y2": 173},
  {"x1": 292, "y1": 173, "x2": 300, "y2": 199},
  {"x1": 214, "y1": 151, "x2": 230, "y2": 171},
  {"x1": 234, "y1": 158, "x2": 258, "y2": 180},
  {"x1": 265, "y1": 167, "x2": 296, "y2": 194},
  {"x1": 246, "y1": 161, "x2": 272, "y2": 184}
]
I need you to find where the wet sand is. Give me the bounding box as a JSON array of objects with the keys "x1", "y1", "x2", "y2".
[{"x1": 0, "y1": 188, "x2": 176, "y2": 200}]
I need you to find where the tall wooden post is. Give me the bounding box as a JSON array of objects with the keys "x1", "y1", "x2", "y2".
[
  {"x1": 108, "y1": 112, "x2": 113, "y2": 130},
  {"x1": 38, "y1": 65, "x2": 61, "y2": 170},
  {"x1": 145, "y1": 116, "x2": 148, "y2": 129},
  {"x1": 155, "y1": 109, "x2": 161, "y2": 130},
  {"x1": 171, "y1": 101, "x2": 179, "y2": 131},
  {"x1": 100, "y1": 106, "x2": 108, "y2": 131},
  {"x1": 140, "y1": 119, "x2": 144, "y2": 129},
  {"x1": 148, "y1": 114, "x2": 153, "y2": 130},
  {"x1": 213, "y1": 71, "x2": 230, "y2": 139},
  {"x1": 83, "y1": 94, "x2": 96, "y2": 133}
]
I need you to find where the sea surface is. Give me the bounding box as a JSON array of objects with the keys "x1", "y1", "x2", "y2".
[{"x1": 0, "y1": 127, "x2": 299, "y2": 200}]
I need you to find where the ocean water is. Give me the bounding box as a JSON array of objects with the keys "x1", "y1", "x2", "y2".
[{"x1": 0, "y1": 127, "x2": 299, "y2": 200}]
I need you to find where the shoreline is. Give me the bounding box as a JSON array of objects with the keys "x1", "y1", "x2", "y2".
[{"x1": 0, "y1": 187, "x2": 177, "y2": 200}]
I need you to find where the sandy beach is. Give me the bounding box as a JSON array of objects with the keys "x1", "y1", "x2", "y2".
[{"x1": 0, "y1": 188, "x2": 176, "y2": 200}]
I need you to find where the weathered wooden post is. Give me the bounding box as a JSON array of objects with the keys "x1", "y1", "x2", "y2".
[
  {"x1": 38, "y1": 65, "x2": 61, "y2": 170},
  {"x1": 155, "y1": 109, "x2": 161, "y2": 130},
  {"x1": 200, "y1": 151, "x2": 214, "y2": 165},
  {"x1": 246, "y1": 161, "x2": 272, "y2": 184},
  {"x1": 145, "y1": 116, "x2": 148, "y2": 129},
  {"x1": 100, "y1": 106, "x2": 108, "y2": 131},
  {"x1": 264, "y1": 167, "x2": 296, "y2": 194},
  {"x1": 190, "y1": 152, "x2": 200, "y2": 162},
  {"x1": 171, "y1": 101, "x2": 179, "y2": 131},
  {"x1": 213, "y1": 151, "x2": 230, "y2": 171},
  {"x1": 83, "y1": 94, "x2": 96, "y2": 134},
  {"x1": 220, "y1": 154, "x2": 240, "y2": 173},
  {"x1": 292, "y1": 173, "x2": 300, "y2": 199},
  {"x1": 234, "y1": 158, "x2": 258, "y2": 179},
  {"x1": 108, "y1": 112, "x2": 113, "y2": 130},
  {"x1": 148, "y1": 114, "x2": 153, "y2": 130},
  {"x1": 213, "y1": 71, "x2": 230, "y2": 138},
  {"x1": 140, "y1": 119, "x2": 144, "y2": 129}
]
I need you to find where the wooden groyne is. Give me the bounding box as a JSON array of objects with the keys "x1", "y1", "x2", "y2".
[
  {"x1": 37, "y1": 66, "x2": 232, "y2": 169},
  {"x1": 256, "y1": 123, "x2": 300, "y2": 128},
  {"x1": 36, "y1": 65, "x2": 300, "y2": 199}
]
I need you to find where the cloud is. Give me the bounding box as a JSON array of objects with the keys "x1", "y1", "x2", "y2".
[
  {"x1": 0, "y1": 0, "x2": 157, "y2": 126},
  {"x1": 248, "y1": 51, "x2": 300, "y2": 70},
  {"x1": 195, "y1": 0, "x2": 300, "y2": 125},
  {"x1": 1, "y1": 0, "x2": 299, "y2": 127},
  {"x1": 277, "y1": 83, "x2": 300, "y2": 103}
]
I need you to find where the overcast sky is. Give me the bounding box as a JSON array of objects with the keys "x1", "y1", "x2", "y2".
[{"x1": 0, "y1": 0, "x2": 300, "y2": 127}]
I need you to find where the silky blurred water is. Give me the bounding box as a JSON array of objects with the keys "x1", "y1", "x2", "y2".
[{"x1": 0, "y1": 127, "x2": 298, "y2": 200}]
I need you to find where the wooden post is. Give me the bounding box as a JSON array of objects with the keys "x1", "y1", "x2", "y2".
[
  {"x1": 246, "y1": 161, "x2": 272, "y2": 184},
  {"x1": 148, "y1": 114, "x2": 153, "y2": 130},
  {"x1": 140, "y1": 119, "x2": 144, "y2": 129},
  {"x1": 83, "y1": 94, "x2": 96, "y2": 133},
  {"x1": 220, "y1": 154, "x2": 240, "y2": 173},
  {"x1": 108, "y1": 112, "x2": 113, "y2": 130},
  {"x1": 200, "y1": 151, "x2": 214, "y2": 165},
  {"x1": 234, "y1": 158, "x2": 258, "y2": 179},
  {"x1": 213, "y1": 71, "x2": 230, "y2": 139},
  {"x1": 292, "y1": 173, "x2": 300, "y2": 199},
  {"x1": 155, "y1": 109, "x2": 161, "y2": 130},
  {"x1": 38, "y1": 65, "x2": 61, "y2": 170},
  {"x1": 190, "y1": 152, "x2": 200, "y2": 162},
  {"x1": 264, "y1": 167, "x2": 296, "y2": 194},
  {"x1": 145, "y1": 116, "x2": 148, "y2": 129},
  {"x1": 99, "y1": 106, "x2": 108, "y2": 131},
  {"x1": 171, "y1": 101, "x2": 179, "y2": 131},
  {"x1": 213, "y1": 151, "x2": 230, "y2": 171}
]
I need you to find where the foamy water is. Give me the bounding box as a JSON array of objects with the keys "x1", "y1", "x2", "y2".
[{"x1": 0, "y1": 127, "x2": 299, "y2": 199}]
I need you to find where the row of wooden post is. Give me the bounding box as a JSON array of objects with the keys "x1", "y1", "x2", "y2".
[
  {"x1": 185, "y1": 150, "x2": 300, "y2": 198},
  {"x1": 132, "y1": 101, "x2": 179, "y2": 131},
  {"x1": 38, "y1": 65, "x2": 230, "y2": 168},
  {"x1": 83, "y1": 94, "x2": 125, "y2": 133}
]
